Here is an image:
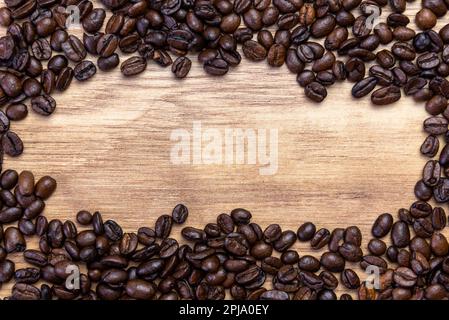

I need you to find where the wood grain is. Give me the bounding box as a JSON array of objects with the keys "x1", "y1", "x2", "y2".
[{"x1": 1, "y1": 2, "x2": 448, "y2": 298}]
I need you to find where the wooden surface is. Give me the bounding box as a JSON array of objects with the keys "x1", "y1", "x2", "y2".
[{"x1": 1, "y1": 2, "x2": 449, "y2": 298}]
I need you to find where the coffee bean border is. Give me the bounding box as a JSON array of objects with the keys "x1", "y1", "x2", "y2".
[{"x1": 0, "y1": 0, "x2": 449, "y2": 300}]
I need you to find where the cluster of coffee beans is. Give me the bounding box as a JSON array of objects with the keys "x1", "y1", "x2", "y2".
[
  {"x1": 0, "y1": 171, "x2": 448, "y2": 300},
  {"x1": 1, "y1": 0, "x2": 449, "y2": 156},
  {"x1": 1, "y1": 0, "x2": 449, "y2": 301}
]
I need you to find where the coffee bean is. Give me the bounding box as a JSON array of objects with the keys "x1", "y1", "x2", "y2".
[
  {"x1": 426, "y1": 95, "x2": 448, "y2": 115},
  {"x1": 297, "y1": 222, "x2": 316, "y2": 241},
  {"x1": 0, "y1": 259, "x2": 14, "y2": 282},
  {"x1": 5, "y1": 104, "x2": 26, "y2": 123},
  {"x1": 421, "y1": 135, "x2": 439, "y2": 157},
  {"x1": 31, "y1": 95, "x2": 56, "y2": 116},
  {"x1": 372, "y1": 213, "x2": 393, "y2": 238},
  {"x1": 305, "y1": 82, "x2": 327, "y2": 102},
  {"x1": 311, "y1": 228, "x2": 331, "y2": 250},
  {"x1": 61, "y1": 35, "x2": 86, "y2": 63},
  {"x1": 273, "y1": 230, "x2": 296, "y2": 252},
  {"x1": 74, "y1": 61, "x2": 97, "y2": 81},
  {"x1": 4, "y1": 227, "x2": 26, "y2": 253},
  {"x1": 424, "y1": 116, "x2": 448, "y2": 135},
  {"x1": 2, "y1": 131, "x2": 23, "y2": 157},
  {"x1": 121, "y1": 56, "x2": 147, "y2": 76},
  {"x1": 352, "y1": 77, "x2": 378, "y2": 98},
  {"x1": 320, "y1": 252, "x2": 345, "y2": 272},
  {"x1": 391, "y1": 222, "x2": 411, "y2": 248},
  {"x1": 431, "y1": 207, "x2": 447, "y2": 230},
  {"x1": 341, "y1": 269, "x2": 360, "y2": 289},
  {"x1": 339, "y1": 242, "x2": 363, "y2": 262},
  {"x1": 171, "y1": 57, "x2": 191, "y2": 79},
  {"x1": 371, "y1": 85, "x2": 401, "y2": 105},
  {"x1": 155, "y1": 215, "x2": 172, "y2": 239}
]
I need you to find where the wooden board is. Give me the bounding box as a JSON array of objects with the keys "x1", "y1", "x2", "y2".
[{"x1": 1, "y1": 2, "x2": 449, "y2": 298}]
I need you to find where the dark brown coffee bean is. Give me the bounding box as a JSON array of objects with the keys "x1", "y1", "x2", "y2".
[
  {"x1": 2, "y1": 131, "x2": 23, "y2": 156},
  {"x1": 352, "y1": 77, "x2": 378, "y2": 98},
  {"x1": 391, "y1": 221, "x2": 411, "y2": 248},
  {"x1": 98, "y1": 54, "x2": 120, "y2": 71},
  {"x1": 431, "y1": 207, "x2": 447, "y2": 230},
  {"x1": 305, "y1": 82, "x2": 327, "y2": 102},
  {"x1": 320, "y1": 252, "x2": 345, "y2": 272},
  {"x1": 155, "y1": 215, "x2": 172, "y2": 239},
  {"x1": 423, "y1": 116, "x2": 448, "y2": 135},
  {"x1": 311, "y1": 228, "x2": 331, "y2": 249},
  {"x1": 74, "y1": 61, "x2": 97, "y2": 81},
  {"x1": 339, "y1": 242, "x2": 363, "y2": 262},
  {"x1": 62, "y1": 35, "x2": 86, "y2": 62},
  {"x1": 420, "y1": 135, "x2": 439, "y2": 157},
  {"x1": 31, "y1": 95, "x2": 56, "y2": 116},
  {"x1": 4, "y1": 227, "x2": 26, "y2": 253},
  {"x1": 341, "y1": 269, "x2": 360, "y2": 289},
  {"x1": 121, "y1": 56, "x2": 147, "y2": 76},
  {"x1": 371, "y1": 85, "x2": 401, "y2": 105},
  {"x1": 297, "y1": 222, "x2": 316, "y2": 241},
  {"x1": 204, "y1": 58, "x2": 228, "y2": 76},
  {"x1": 171, "y1": 57, "x2": 191, "y2": 79}
]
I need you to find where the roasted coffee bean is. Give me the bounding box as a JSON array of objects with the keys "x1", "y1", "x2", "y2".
[
  {"x1": 320, "y1": 252, "x2": 345, "y2": 272},
  {"x1": 171, "y1": 203, "x2": 188, "y2": 224},
  {"x1": 423, "y1": 116, "x2": 448, "y2": 135},
  {"x1": 341, "y1": 269, "x2": 360, "y2": 290},
  {"x1": 182, "y1": 227, "x2": 207, "y2": 242},
  {"x1": 368, "y1": 239, "x2": 387, "y2": 256},
  {"x1": 98, "y1": 54, "x2": 120, "y2": 71},
  {"x1": 2, "y1": 131, "x2": 23, "y2": 157},
  {"x1": 371, "y1": 86, "x2": 401, "y2": 105},
  {"x1": 31, "y1": 95, "x2": 56, "y2": 116},
  {"x1": 339, "y1": 242, "x2": 363, "y2": 262},
  {"x1": 421, "y1": 135, "x2": 439, "y2": 157},
  {"x1": 97, "y1": 34, "x2": 118, "y2": 58},
  {"x1": 297, "y1": 70, "x2": 316, "y2": 87},
  {"x1": 372, "y1": 213, "x2": 393, "y2": 238},
  {"x1": 360, "y1": 255, "x2": 387, "y2": 273},
  {"x1": 104, "y1": 220, "x2": 123, "y2": 241},
  {"x1": 171, "y1": 57, "x2": 191, "y2": 79},
  {"x1": 62, "y1": 35, "x2": 86, "y2": 62},
  {"x1": 31, "y1": 216, "x2": 48, "y2": 237},
  {"x1": 121, "y1": 56, "x2": 147, "y2": 76},
  {"x1": 0, "y1": 259, "x2": 14, "y2": 282},
  {"x1": 23, "y1": 249, "x2": 47, "y2": 267},
  {"x1": 74, "y1": 61, "x2": 97, "y2": 81},
  {"x1": 434, "y1": 178, "x2": 449, "y2": 202},
  {"x1": 352, "y1": 77, "x2": 378, "y2": 98},
  {"x1": 328, "y1": 228, "x2": 345, "y2": 253},
  {"x1": 230, "y1": 208, "x2": 251, "y2": 225},
  {"x1": 155, "y1": 215, "x2": 172, "y2": 239},
  {"x1": 34, "y1": 176, "x2": 56, "y2": 199},
  {"x1": 431, "y1": 207, "x2": 447, "y2": 230},
  {"x1": 4, "y1": 227, "x2": 26, "y2": 253},
  {"x1": 14, "y1": 267, "x2": 40, "y2": 284},
  {"x1": 297, "y1": 222, "x2": 316, "y2": 241},
  {"x1": 426, "y1": 95, "x2": 448, "y2": 115},
  {"x1": 391, "y1": 222, "x2": 411, "y2": 248},
  {"x1": 305, "y1": 82, "x2": 327, "y2": 102},
  {"x1": 83, "y1": 8, "x2": 106, "y2": 33},
  {"x1": 311, "y1": 228, "x2": 331, "y2": 250},
  {"x1": 415, "y1": 180, "x2": 433, "y2": 201},
  {"x1": 346, "y1": 58, "x2": 365, "y2": 82},
  {"x1": 273, "y1": 230, "x2": 296, "y2": 252}
]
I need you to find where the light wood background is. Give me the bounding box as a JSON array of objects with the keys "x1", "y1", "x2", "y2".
[{"x1": 1, "y1": 2, "x2": 448, "y2": 298}]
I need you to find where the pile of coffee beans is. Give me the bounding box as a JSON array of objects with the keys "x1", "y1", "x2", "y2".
[
  {"x1": 1, "y1": 0, "x2": 449, "y2": 301},
  {"x1": 0, "y1": 168, "x2": 448, "y2": 300},
  {"x1": 0, "y1": 0, "x2": 449, "y2": 155}
]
